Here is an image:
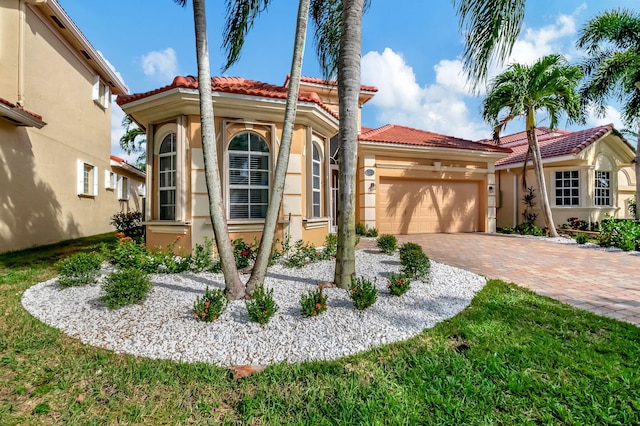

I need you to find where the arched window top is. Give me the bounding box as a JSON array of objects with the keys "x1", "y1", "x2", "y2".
[
  {"x1": 312, "y1": 143, "x2": 321, "y2": 161},
  {"x1": 229, "y1": 132, "x2": 269, "y2": 153},
  {"x1": 159, "y1": 133, "x2": 176, "y2": 154}
]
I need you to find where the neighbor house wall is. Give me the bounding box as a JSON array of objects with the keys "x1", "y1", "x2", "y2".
[{"x1": 0, "y1": 3, "x2": 131, "y2": 253}]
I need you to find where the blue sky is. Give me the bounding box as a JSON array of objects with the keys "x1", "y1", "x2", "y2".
[{"x1": 57, "y1": 0, "x2": 637, "y2": 161}]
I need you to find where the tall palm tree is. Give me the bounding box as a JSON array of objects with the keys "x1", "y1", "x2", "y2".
[
  {"x1": 174, "y1": 0, "x2": 244, "y2": 299},
  {"x1": 482, "y1": 54, "x2": 584, "y2": 236},
  {"x1": 220, "y1": 0, "x2": 312, "y2": 294},
  {"x1": 577, "y1": 9, "x2": 640, "y2": 219}
]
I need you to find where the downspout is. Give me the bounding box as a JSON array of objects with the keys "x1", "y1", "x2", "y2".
[
  {"x1": 17, "y1": 0, "x2": 27, "y2": 105},
  {"x1": 506, "y1": 168, "x2": 518, "y2": 227}
]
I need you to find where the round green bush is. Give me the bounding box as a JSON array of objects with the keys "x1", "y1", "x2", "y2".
[
  {"x1": 101, "y1": 268, "x2": 151, "y2": 309},
  {"x1": 376, "y1": 234, "x2": 397, "y2": 254},
  {"x1": 399, "y1": 242, "x2": 430, "y2": 280},
  {"x1": 57, "y1": 252, "x2": 103, "y2": 288}
]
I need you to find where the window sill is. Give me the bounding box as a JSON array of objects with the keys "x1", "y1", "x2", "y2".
[
  {"x1": 303, "y1": 217, "x2": 330, "y2": 230},
  {"x1": 78, "y1": 193, "x2": 96, "y2": 198},
  {"x1": 144, "y1": 221, "x2": 190, "y2": 235},
  {"x1": 93, "y1": 99, "x2": 107, "y2": 110}
]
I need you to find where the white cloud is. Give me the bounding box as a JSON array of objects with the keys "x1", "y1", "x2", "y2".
[
  {"x1": 586, "y1": 105, "x2": 625, "y2": 130},
  {"x1": 362, "y1": 48, "x2": 489, "y2": 140},
  {"x1": 141, "y1": 48, "x2": 178, "y2": 81}
]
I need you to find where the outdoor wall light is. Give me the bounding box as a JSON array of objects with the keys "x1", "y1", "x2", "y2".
[
  {"x1": 488, "y1": 185, "x2": 495, "y2": 195},
  {"x1": 368, "y1": 182, "x2": 376, "y2": 192}
]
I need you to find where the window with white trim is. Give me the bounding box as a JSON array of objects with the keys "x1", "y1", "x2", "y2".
[
  {"x1": 77, "y1": 160, "x2": 98, "y2": 196},
  {"x1": 93, "y1": 75, "x2": 110, "y2": 109},
  {"x1": 105, "y1": 170, "x2": 116, "y2": 190},
  {"x1": 311, "y1": 143, "x2": 322, "y2": 217},
  {"x1": 158, "y1": 133, "x2": 177, "y2": 220},
  {"x1": 228, "y1": 132, "x2": 270, "y2": 219},
  {"x1": 595, "y1": 171, "x2": 611, "y2": 206},
  {"x1": 555, "y1": 170, "x2": 579, "y2": 206},
  {"x1": 118, "y1": 175, "x2": 130, "y2": 200}
]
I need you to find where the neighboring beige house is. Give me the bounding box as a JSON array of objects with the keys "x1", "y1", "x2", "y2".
[
  {"x1": 0, "y1": 0, "x2": 136, "y2": 253},
  {"x1": 117, "y1": 75, "x2": 511, "y2": 253},
  {"x1": 493, "y1": 124, "x2": 636, "y2": 229},
  {"x1": 110, "y1": 155, "x2": 146, "y2": 214}
]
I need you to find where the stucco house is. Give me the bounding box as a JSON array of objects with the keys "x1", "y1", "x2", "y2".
[
  {"x1": 0, "y1": 0, "x2": 143, "y2": 253},
  {"x1": 117, "y1": 75, "x2": 511, "y2": 252},
  {"x1": 493, "y1": 124, "x2": 636, "y2": 229}
]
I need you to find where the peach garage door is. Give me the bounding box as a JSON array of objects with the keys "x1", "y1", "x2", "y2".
[{"x1": 377, "y1": 178, "x2": 481, "y2": 234}]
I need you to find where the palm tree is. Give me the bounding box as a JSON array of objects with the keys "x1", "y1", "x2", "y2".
[
  {"x1": 482, "y1": 54, "x2": 584, "y2": 237},
  {"x1": 577, "y1": 9, "x2": 640, "y2": 219},
  {"x1": 220, "y1": 0, "x2": 312, "y2": 294},
  {"x1": 120, "y1": 115, "x2": 146, "y2": 170},
  {"x1": 174, "y1": 0, "x2": 244, "y2": 299}
]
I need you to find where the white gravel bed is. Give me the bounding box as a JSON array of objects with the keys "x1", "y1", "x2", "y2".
[{"x1": 22, "y1": 250, "x2": 485, "y2": 366}]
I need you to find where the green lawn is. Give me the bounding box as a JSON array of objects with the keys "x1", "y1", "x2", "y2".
[{"x1": 1, "y1": 236, "x2": 639, "y2": 425}]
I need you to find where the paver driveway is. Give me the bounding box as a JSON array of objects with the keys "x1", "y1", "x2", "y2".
[{"x1": 391, "y1": 233, "x2": 640, "y2": 325}]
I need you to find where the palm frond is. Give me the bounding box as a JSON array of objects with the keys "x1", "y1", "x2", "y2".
[
  {"x1": 454, "y1": 0, "x2": 526, "y2": 87},
  {"x1": 221, "y1": 0, "x2": 271, "y2": 71}
]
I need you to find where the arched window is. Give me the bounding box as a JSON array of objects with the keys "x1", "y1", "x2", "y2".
[
  {"x1": 312, "y1": 143, "x2": 322, "y2": 217},
  {"x1": 228, "y1": 132, "x2": 270, "y2": 219},
  {"x1": 158, "y1": 133, "x2": 177, "y2": 220}
]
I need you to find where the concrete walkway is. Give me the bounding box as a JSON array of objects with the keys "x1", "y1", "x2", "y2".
[{"x1": 369, "y1": 233, "x2": 640, "y2": 326}]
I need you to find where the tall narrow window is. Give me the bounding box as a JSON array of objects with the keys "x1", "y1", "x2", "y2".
[
  {"x1": 158, "y1": 133, "x2": 177, "y2": 220},
  {"x1": 595, "y1": 171, "x2": 611, "y2": 206},
  {"x1": 312, "y1": 143, "x2": 322, "y2": 217},
  {"x1": 228, "y1": 132, "x2": 269, "y2": 219}
]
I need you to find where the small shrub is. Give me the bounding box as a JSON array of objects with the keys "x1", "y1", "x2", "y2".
[
  {"x1": 57, "y1": 252, "x2": 102, "y2": 288},
  {"x1": 246, "y1": 284, "x2": 279, "y2": 324},
  {"x1": 387, "y1": 272, "x2": 411, "y2": 296},
  {"x1": 628, "y1": 196, "x2": 637, "y2": 218},
  {"x1": 399, "y1": 242, "x2": 430, "y2": 280},
  {"x1": 101, "y1": 268, "x2": 151, "y2": 309},
  {"x1": 152, "y1": 236, "x2": 191, "y2": 274},
  {"x1": 319, "y1": 234, "x2": 338, "y2": 260},
  {"x1": 355, "y1": 222, "x2": 367, "y2": 236},
  {"x1": 376, "y1": 234, "x2": 397, "y2": 254},
  {"x1": 349, "y1": 276, "x2": 378, "y2": 310},
  {"x1": 285, "y1": 240, "x2": 318, "y2": 268},
  {"x1": 110, "y1": 211, "x2": 144, "y2": 239},
  {"x1": 514, "y1": 222, "x2": 545, "y2": 236},
  {"x1": 300, "y1": 288, "x2": 328, "y2": 317},
  {"x1": 111, "y1": 235, "x2": 156, "y2": 272},
  {"x1": 575, "y1": 232, "x2": 589, "y2": 245},
  {"x1": 193, "y1": 286, "x2": 227, "y2": 322},
  {"x1": 232, "y1": 238, "x2": 253, "y2": 269},
  {"x1": 598, "y1": 215, "x2": 640, "y2": 251},
  {"x1": 498, "y1": 226, "x2": 516, "y2": 234},
  {"x1": 366, "y1": 227, "x2": 378, "y2": 237},
  {"x1": 190, "y1": 238, "x2": 218, "y2": 272}
]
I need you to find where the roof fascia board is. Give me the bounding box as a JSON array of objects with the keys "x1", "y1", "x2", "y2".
[
  {"x1": 0, "y1": 102, "x2": 46, "y2": 128},
  {"x1": 359, "y1": 140, "x2": 510, "y2": 159},
  {"x1": 495, "y1": 154, "x2": 577, "y2": 170},
  {"x1": 39, "y1": 0, "x2": 128, "y2": 95}
]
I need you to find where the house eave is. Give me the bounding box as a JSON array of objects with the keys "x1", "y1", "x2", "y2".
[
  {"x1": 0, "y1": 102, "x2": 46, "y2": 128},
  {"x1": 359, "y1": 140, "x2": 510, "y2": 159},
  {"x1": 495, "y1": 154, "x2": 577, "y2": 170}
]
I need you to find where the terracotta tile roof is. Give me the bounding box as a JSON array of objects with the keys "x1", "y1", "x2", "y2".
[
  {"x1": 293, "y1": 75, "x2": 378, "y2": 93},
  {"x1": 359, "y1": 124, "x2": 512, "y2": 153},
  {"x1": 117, "y1": 76, "x2": 339, "y2": 119},
  {"x1": 0, "y1": 97, "x2": 43, "y2": 120},
  {"x1": 494, "y1": 124, "x2": 618, "y2": 167}
]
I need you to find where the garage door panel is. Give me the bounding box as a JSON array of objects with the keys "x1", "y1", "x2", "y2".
[{"x1": 378, "y1": 178, "x2": 480, "y2": 234}]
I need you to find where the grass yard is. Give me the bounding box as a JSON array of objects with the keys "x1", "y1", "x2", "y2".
[{"x1": 1, "y1": 235, "x2": 639, "y2": 424}]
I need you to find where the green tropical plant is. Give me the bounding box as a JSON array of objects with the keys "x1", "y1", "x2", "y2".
[
  {"x1": 245, "y1": 284, "x2": 279, "y2": 324},
  {"x1": 577, "y1": 9, "x2": 640, "y2": 219},
  {"x1": 120, "y1": 115, "x2": 146, "y2": 170},
  {"x1": 300, "y1": 288, "x2": 328, "y2": 317},
  {"x1": 57, "y1": 252, "x2": 103, "y2": 288},
  {"x1": 348, "y1": 276, "x2": 377, "y2": 310},
  {"x1": 399, "y1": 242, "x2": 431, "y2": 280},
  {"x1": 110, "y1": 211, "x2": 144, "y2": 239},
  {"x1": 193, "y1": 287, "x2": 228, "y2": 322},
  {"x1": 482, "y1": 54, "x2": 584, "y2": 238},
  {"x1": 376, "y1": 234, "x2": 397, "y2": 254},
  {"x1": 101, "y1": 268, "x2": 151, "y2": 309},
  {"x1": 387, "y1": 272, "x2": 411, "y2": 296}
]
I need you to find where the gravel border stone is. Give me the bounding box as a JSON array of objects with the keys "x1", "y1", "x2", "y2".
[{"x1": 22, "y1": 249, "x2": 485, "y2": 366}]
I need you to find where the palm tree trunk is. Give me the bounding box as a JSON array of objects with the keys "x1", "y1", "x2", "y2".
[
  {"x1": 191, "y1": 0, "x2": 244, "y2": 299},
  {"x1": 526, "y1": 112, "x2": 558, "y2": 237},
  {"x1": 333, "y1": 0, "x2": 364, "y2": 289},
  {"x1": 246, "y1": 0, "x2": 310, "y2": 294}
]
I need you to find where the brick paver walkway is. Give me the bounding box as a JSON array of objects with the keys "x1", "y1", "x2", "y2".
[{"x1": 364, "y1": 233, "x2": 640, "y2": 326}]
